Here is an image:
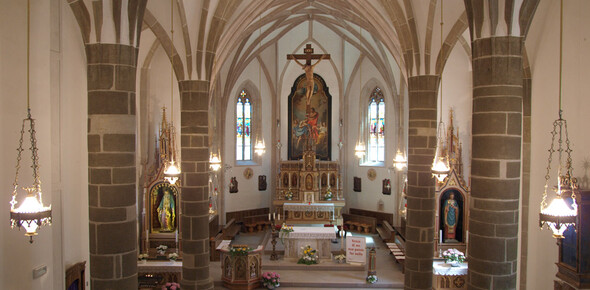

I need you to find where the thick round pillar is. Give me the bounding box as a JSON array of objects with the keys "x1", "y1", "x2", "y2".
[
  {"x1": 179, "y1": 80, "x2": 214, "y2": 290},
  {"x1": 86, "y1": 43, "x2": 139, "y2": 289},
  {"x1": 404, "y1": 75, "x2": 439, "y2": 290},
  {"x1": 468, "y1": 36, "x2": 523, "y2": 289}
]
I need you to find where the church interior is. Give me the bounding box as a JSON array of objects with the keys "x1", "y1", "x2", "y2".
[{"x1": 1, "y1": 0, "x2": 590, "y2": 289}]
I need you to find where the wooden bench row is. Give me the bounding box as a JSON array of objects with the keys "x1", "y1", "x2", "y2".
[
  {"x1": 342, "y1": 213, "x2": 376, "y2": 234},
  {"x1": 386, "y1": 242, "x2": 405, "y2": 273},
  {"x1": 243, "y1": 214, "x2": 271, "y2": 232}
]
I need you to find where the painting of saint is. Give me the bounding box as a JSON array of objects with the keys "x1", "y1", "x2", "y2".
[{"x1": 288, "y1": 73, "x2": 332, "y2": 160}]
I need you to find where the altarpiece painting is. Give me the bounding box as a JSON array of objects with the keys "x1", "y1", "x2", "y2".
[{"x1": 288, "y1": 73, "x2": 332, "y2": 160}]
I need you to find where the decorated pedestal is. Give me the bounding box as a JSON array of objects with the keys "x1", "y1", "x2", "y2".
[
  {"x1": 219, "y1": 246, "x2": 262, "y2": 289},
  {"x1": 433, "y1": 260, "x2": 467, "y2": 289}
]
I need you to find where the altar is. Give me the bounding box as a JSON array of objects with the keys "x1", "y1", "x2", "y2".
[
  {"x1": 432, "y1": 260, "x2": 467, "y2": 289},
  {"x1": 283, "y1": 226, "x2": 336, "y2": 260},
  {"x1": 283, "y1": 203, "x2": 335, "y2": 221}
]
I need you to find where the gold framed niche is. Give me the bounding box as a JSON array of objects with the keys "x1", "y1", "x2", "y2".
[{"x1": 150, "y1": 182, "x2": 179, "y2": 233}]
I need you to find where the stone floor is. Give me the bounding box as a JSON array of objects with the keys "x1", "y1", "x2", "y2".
[{"x1": 211, "y1": 227, "x2": 405, "y2": 289}]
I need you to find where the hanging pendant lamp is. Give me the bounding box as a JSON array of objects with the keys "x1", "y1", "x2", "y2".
[
  {"x1": 539, "y1": 0, "x2": 578, "y2": 239},
  {"x1": 164, "y1": 0, "x2": 181, "y2": 185},
  {"x1": 10, "y1": 0, "x2": 52, "y2": 243}
]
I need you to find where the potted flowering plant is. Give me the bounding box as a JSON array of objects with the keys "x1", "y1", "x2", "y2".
[
  {"x1": 156, "y1": 245, "x2": 168, "y2": 256},
  {"x1": 334, "y1": 254, "x2": 346, "y2": 263},
  {"x1": 297, "y1": 245, "x2": 318, "y2": 265},
  {"x1": 442, "y1": 248, "x2": 465, "y2": 266},
  {"x1": 168, "y1": 252, "x2": 179, "y2": 262},
  {"x1": 366, "y1": 274, "x2": 378, "y2": 284},
  {"x1": 261, "y1": 271, "x2": 280, "y2": 289},
  {"x1": 161, "y1": 282, "x2": 180, "y2": 289},
  {"x1": 138, "y1": 253, "x2": 148, "y2": 263}
]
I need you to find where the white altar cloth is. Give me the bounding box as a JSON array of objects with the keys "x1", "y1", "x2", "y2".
[
  {"x1": 283, "y1": 203, "x2": 335, "y2": 213},
  {"x1": 283, "y1": 226, "x2": 336, "y2": 260},
  {"x1": 433, "y1": 261, "x2": 468, "y2": 276}
]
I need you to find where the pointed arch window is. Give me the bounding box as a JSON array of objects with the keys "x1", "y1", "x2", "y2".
[
  {"x1": 236, "y1": 90, "x2": 252, "y2": 161},
  {"x1": 368, "y1": 87, "x2": 385, "y2": 162}
]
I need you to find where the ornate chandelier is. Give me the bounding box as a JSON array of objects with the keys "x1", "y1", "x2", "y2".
[
  {"x1": 209, "y1": 154, "x2": 222, "y2": 171},
  {"x1": 10, "y1": 0, "x2": 52, "y2": 243},
  {"x1": 164, "y1": 0, "x2": 180, "y2": 185},
  {"x1": 355, "y1": 142, "x2": 366, "y2": 159},
  {"x1": 431, "y1": 1, "x2": 450, "y2": 182},
  {"x1": 393, "y1": 149, "x2": 407, "y2": 171},
  {"x1": 254, "y1": 140, "x2": 266, "y2": 156},
  {"x1": 539, "y1": 0, "x2": 578, "y2": 239}
]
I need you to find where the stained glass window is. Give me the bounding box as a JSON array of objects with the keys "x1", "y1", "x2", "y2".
[
  {"x1": 236, "y1": 90, "x2": 252, "y2": 161},
  {"x1": 368, "y1": 88, "x2": 385, "y2": 162}
]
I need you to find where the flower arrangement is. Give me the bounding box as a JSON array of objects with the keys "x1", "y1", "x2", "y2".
[
  {"x1": 297, "y1": 245, "x2": 318, "y2": 265},
  {"x1": 366, "y1": 274, "x2": 378, "y2": 284},
  {"x1": 279, "y1": 223, "x2": 294, "y2": 244},
  {"x1": 138, "y1": 253, "x2": 148, "y2": 261},
  {"x1": 284, "y1": 190, "x2": 293, "y2": 200},
  {"x1": 161, "y1": 282, "x2": 180, "y2": 289},
  {"x1": 324, "y1": 189, "x2": 333, "y2": 200},
  {"x1": 261, "y1": 271, "x2": 280, "y2": 289},
  {"x1": 156, "y1": 245, "x2": 168, "y2": 255},
  {"x1": 334, "y1": 254, "x2": 346, "y2": 263},
  {"x1": 229, "y1": 246, "x2": 252, "y2": 256},
  {"x1": 168, "y1": 252, "x2": 179, "y2": 261},
  {"x1": 442, "y1": 248, "x2": 465, "y2": 265}
]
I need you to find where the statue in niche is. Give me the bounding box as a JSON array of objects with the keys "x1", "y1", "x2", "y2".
[
  {"x1": 150, "y1": 182, "x2": 178, "y2": 232},
  {"x1": 305, "y1": 174, "x2": 313, "y2": 190},
  {"x1": 157, "y1": 187, "x2": 176, "y2": 231},
  {"x1": 443, "y1": 192, "x2": 460, "y2": 242}
]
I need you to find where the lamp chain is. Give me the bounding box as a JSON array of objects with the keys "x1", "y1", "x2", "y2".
[
  {"x1": 170, "y1": 0, "x2": 174, "y2": 122},
  {"x1": 439, "y1": 0, "x2": 444, "y2": 123},
  {"x1": 558, "y1": 0, "x2": 563, "y2": 117}
]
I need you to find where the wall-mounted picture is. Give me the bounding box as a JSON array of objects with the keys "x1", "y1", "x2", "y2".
[
  {"x1": 258, "y1": 175, "x2": 267, "y2": 191},
  {"x1": 229, "y1": 177, "x2": 238, "y2": 193},
  {"x1": 353, "y1": 177, "x2": 361, "y2": 192},
  {"x1": 382, "y1": 179, "x2": 391, "y2": 195},
  {"x1": 288, "y1": 73, "x2": 332, "y2": 160}
]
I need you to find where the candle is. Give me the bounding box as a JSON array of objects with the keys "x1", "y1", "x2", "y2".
[
  {"x1": 439, "y1": 229, "x2": 443, "y2": 244},
  {"x1": 278, "y1": 213, "x2": 280, "y2": 221},
  {"x1": 268, "y1": 213, "x2": 271, "y2": 221},
  {"x1": 273, "y1": 212, "x2": 276, "y2": 220},
  {"x1": 466, "y1": 231, "x2": 469, "y2": 243},
  {"x1": 175, "y1": 229, "x2": 178, "y2": 246},
  {"x1": 146, "y1": 229, "x2": 149, "y2": 249}
]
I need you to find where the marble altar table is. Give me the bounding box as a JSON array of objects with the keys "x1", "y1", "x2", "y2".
[{"x1": 283, "y1": 226, "x2": 336, "y2": 260}]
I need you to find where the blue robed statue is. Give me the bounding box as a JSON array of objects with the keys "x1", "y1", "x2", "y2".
[{"x1": 443, "y1": 193, "x2": 459, "y2": 241}]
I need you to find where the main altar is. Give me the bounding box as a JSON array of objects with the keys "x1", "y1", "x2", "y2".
[
  {"x1": 273, "y1": 150, "x2": 345, "y2": 224},
  {"x1": 282, "y1": 226, "x2": 336, "y2": 260}
]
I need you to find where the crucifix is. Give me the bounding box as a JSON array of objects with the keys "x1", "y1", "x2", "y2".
[{"x1": 287, "y1": 44, "x2": 331, "y2": 110}]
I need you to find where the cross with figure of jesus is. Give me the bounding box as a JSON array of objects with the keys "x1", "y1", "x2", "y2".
[{"x1": 287, "y1": 44, "x2": 330, "y2": 108}]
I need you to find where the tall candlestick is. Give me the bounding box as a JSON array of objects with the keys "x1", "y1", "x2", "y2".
[
  {"x1": 175, "y1": 229, "x2": 178, "y2": 246},
  {"x1": 439, "y1": 229, "x2": 443, "y2": 244},
  {"x1": 146, "y1": 229, "x2": 149, "y2": 250}
]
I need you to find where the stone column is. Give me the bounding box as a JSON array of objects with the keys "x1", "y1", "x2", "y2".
[
  {"x1": 469, "y1": 37, "x2": 522, "y2": 289},
  {"x1": 86, "y1": 43, "x2": 138, "y2": 289},
  {"x1": 179, "y1": 80, "x2": 213, "y2": 290},
  {"x1": 404, "y1": 75, "x2": 439, "y2": 290}
]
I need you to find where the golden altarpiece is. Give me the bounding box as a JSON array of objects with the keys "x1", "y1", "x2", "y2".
[
  {"x1": 141, "y1": 108, "x2": 182, "y2": 255},
  {"x1": 435, "y1": 110, "x2": 470, "y2": 255},
  {"x1": 273, "y1": 148, "x2": 345, "y2": 224}
]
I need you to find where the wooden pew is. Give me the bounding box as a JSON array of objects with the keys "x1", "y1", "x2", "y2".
[
  {"x1": 342, "y1": 213, "x2": 377, "y2": 234},
  {"x1": 221, "y1": 218, "x2": 241, "y2": 240},
  {"x1": 376, "y1": 220, "x2": 396, "y2": 242},
  {"x1": 386, "y1": 241, "x2": 405, "y2": 273}
]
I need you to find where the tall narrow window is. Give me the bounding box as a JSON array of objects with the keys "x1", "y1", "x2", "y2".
[
  {"x1": 236, "y1": 90, "x2": 252, "y2": 161},
  {"x1": 368, "y1": 87, "x2": 385, "y2": 162}
]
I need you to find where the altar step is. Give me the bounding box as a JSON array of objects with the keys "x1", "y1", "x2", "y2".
[{"x1": 261, "y1": 260, "x2": 365, "y2": 271}]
